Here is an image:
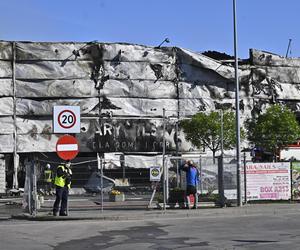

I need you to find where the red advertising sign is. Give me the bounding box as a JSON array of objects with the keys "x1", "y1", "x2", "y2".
[
  {"x1": 245, "y1": 162, "x2": 291, "y2": 201},
  {"x1": 56, "y1": 135, "x2": 79, "y2": 160}
]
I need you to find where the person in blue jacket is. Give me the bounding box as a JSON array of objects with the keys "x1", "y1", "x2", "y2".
[{"x1": 180, "y1": 160, "x2": 200, "y2": 209}]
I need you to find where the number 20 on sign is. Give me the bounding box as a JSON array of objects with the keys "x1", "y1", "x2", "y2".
[{"x1": 53, "y1": 106, "x2": 81, "y2": 133}]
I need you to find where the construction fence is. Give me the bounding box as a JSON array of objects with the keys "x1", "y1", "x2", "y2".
[
  {"x1": 20, "y1": 153, "x2": 244, "y2": 215},
  {"x1": 19, "y1": 152, "x2": 298, "y2": 216}
]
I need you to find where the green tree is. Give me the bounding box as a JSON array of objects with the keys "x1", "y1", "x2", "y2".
[
  {"x1": 180, "y1": 111, "x2": 243, "y2": 163},
  {"x1": 246, "y1": 104, "x2": 300, "y2": 160}
]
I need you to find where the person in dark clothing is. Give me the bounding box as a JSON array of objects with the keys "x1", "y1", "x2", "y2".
[
  {"x1": 53, "y1": 161, "x2": 72, "y2": 216},
  {"x1": 180, "y1": 160, "x2": 200, "y2": 209}
]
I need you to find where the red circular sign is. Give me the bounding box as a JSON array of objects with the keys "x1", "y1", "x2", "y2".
[
  {"x1": 56, "y1": 135, "x2": 79, "y2": 160},
  {"x1": 58, "y1": 110, "x2": 77, "y2": 129}
]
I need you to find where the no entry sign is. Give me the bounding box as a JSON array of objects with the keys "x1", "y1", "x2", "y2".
[
  {"x1": 53, "y1": 106, "x2": 80, "y2": 133},
  {"x1": 56, "y1": 135, "x2": 79, "y2": 160}
]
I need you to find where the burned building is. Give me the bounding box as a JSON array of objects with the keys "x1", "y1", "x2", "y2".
[{"x1": 0, "y1": 41, "x2": 300, "y2": 191}]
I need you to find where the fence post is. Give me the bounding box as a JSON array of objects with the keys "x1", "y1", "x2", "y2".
[
  {"x1": 23, "y1": 159, "x2": 32, "y2": 214},
  {"x1": 97, "y1": 153, "x2": 104, "y2": 213},
  {"x1": 120, "y1": 154, "x2": 125, "y2": 182},
  {"x1": 32, "y1": 159, "x2": 38, "y2": 216},
  {"x1": 243, "y1": 151, "x2": 247, "y2": 204},
  {"x1": 199, "y1": 155, "x2": 203, "y2": 194},
  {"x1": 217, "y1": 156, "x2": 225, "y2": 207},
  {"x1": 290, "y1": 161, "x2": 293, "y2": 201}
]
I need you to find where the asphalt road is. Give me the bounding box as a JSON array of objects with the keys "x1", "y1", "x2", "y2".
[{"x1": 1, "y1": 208, "x2": 300, "y2": 250}]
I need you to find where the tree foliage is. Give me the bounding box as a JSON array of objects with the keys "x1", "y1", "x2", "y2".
[
  {"x1": 180, "y1": 111, "x2": 243, "y2": 161},
  {"x1": 246, "y1": 104, "x2": 300, "y2": 158}
]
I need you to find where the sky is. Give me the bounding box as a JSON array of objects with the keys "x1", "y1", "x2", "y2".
[{"x1": 0, "y1": 0, "x2": 299, "y2": 59}]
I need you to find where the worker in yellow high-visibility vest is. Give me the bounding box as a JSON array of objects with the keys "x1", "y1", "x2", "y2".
[
  {"x1": 44, "y1": 164, "x2": 53, "y2": 195},
  {"x1": 52, "y1": 161, "x2": 72, "y2": 216}
]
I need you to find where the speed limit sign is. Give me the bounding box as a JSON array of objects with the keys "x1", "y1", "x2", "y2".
[{"x1": 53, "y1": 106, "x2": 80, "y2": 133}]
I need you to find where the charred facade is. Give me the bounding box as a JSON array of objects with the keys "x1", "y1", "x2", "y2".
[{"x1": 1, "y1": 41, "x2": 300, "y2": 190}]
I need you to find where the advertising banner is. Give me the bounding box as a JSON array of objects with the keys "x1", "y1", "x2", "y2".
[
  {"x1": 245, "y1": 162, "x2": 291, "y2": 201},
  {"x1": 291, "y1": 161, "x2": 300, "y2": 200}
]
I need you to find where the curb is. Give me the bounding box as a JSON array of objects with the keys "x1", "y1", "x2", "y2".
[
  {"x1": 11, "y1": 209, "x2": 217, "y2": 222},
  {"x1": 11, "y1": 213, "x2": 178, "y2": 222},
  {"x1": 11, "y1": 214, "x2": 129, "y2": 221},
  {"x1": 9, "y1": 203, "x2": 300, "y2": 222}
]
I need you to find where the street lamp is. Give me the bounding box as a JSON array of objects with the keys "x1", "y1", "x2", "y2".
[
  {"x1": 233, "y1": 0, "x2": 242, "y2": 206},
  {"x1": 156, "y1": 38, "x2": 170, "y2": 48},
  {"x1": 162, "y1": 108, "x2": 167, "y2": 211}
]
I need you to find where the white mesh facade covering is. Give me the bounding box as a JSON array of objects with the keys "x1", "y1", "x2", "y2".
[{"x1": 0, "y1": 41, "x2": 300, "y2": 153}]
